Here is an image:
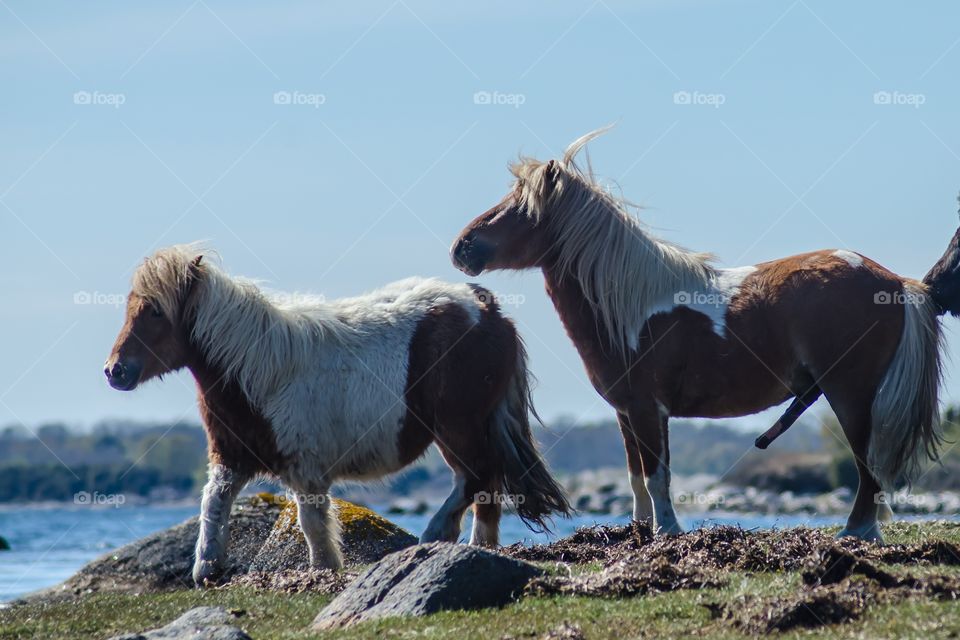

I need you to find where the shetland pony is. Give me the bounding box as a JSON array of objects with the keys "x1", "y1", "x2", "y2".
[
  {"x1": 452, "y1": 129, "x2": 955, "y2": 542},
  {"x1": 105, "y1": 245, "x2": 569, "y2": 584}
]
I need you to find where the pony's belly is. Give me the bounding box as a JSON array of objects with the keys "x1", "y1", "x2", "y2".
[
  {"x1": 668, "y1": 362, "x2": 799, "y2": 418},
  {"x1": 265, "y1": 356, "x2": 412, "y2": 483},
  {"x1": 671, "y1": 389, "x2": 794, "y2": 419}
]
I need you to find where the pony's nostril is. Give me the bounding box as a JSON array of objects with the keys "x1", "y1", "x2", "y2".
[
  {"x1": 455, "y1": 237, "x2": 472, "y2": 261},
  {"x1": 109, "y1": 362, "x2": 125, "y2": 379}
]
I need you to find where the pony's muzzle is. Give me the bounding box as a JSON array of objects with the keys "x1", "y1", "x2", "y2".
[
  {"x1": 451, "y1": 234, "x2": 490, "y2": 277},
  {"x1": 104, "y1": 359, "x2": 141, "y2": 391}
]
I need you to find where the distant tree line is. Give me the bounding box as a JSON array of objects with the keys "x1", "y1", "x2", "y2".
[
  {"x1": 2, "y1": 407, "x2": 954, "y2": 503},
  {"x1": 0, "y1": 421, "x2": 208, "y2": 503}
]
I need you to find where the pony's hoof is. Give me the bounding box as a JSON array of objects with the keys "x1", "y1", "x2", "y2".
[
  {"x1": 192, "y1": 560, "x2": 223, "y2": 587},
  {"x1": 655, "y1": 522, "x2": 684, "y2": 537},
  {"x1": 836, "y1": 525, "x2": 884, "y2": 543},
  {"x1": 309, "y1": 553, "x2": 344, "y2": 572}
]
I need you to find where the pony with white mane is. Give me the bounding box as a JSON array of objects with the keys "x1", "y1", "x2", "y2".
[
  {"x1": 105, "y1": 245, "x2": 570, "y2": 585},
  {"x1": 452, "y1": 128, "x2": 957, "y2": 542}
]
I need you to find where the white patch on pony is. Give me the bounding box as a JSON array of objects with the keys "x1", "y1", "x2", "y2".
[
  {"x1": 629, "y1": 473, "x2": 654, "y2": 522},
  {"x1": 296, "y1": 491, "x2": 343, "y2": 569},
  {"x1": 645, "y1": 465, "x2": 682, "y2": 535},
  {"x1": 832, "y1": 249, "x2": 864, "y2": 268},
  {"x1": 139, "y1": 247, "x2": 484, "y2": 484},
  {"x1": 656, "y1": 401, "x2": 669, "y2": 419},
  {"x1": 469, "y1": 511, "x2": 500, "y2": 547},
  {"x1": 511, "y1": 139, "x2": 715, "y2": 356},
  {"x1": 245, "y1": 277, "x2": 482, "y2": 482},
  {"x1": 646, "y1": 265, "x2": 757, "y2": 338},
  {"x1": 193, "y1": 464, "x2": 244, "y2": 584}
]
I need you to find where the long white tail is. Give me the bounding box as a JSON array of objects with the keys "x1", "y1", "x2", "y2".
[{"x1": 868, "y1": 282, "x2": 944, "y2": 489}]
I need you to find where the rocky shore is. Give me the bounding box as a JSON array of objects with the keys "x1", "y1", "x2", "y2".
[
  {"x1": 7, "y1": 494, "x2": 960, "y2": 639},
  {"x1": 383, "y1": 467, "x2": 960, "y2": 518}
]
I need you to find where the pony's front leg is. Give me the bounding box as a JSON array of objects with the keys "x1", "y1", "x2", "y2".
[
  {"x1": 193, "y1": 464, "x2": 248, "y2": 586},
  {"x1": 626, "y1": 401, "x2": 683, "y2": 536},
  {"x1": 617, "y1": 412, "x2": 654, "y2": 523},
  {"x1": 295, "y1": 489, "x2": 343, "y2": 570}
]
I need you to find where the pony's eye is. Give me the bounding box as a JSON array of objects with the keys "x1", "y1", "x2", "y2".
[{"x1": 150, "y1": 306, "x2": 163, "y2": 318}]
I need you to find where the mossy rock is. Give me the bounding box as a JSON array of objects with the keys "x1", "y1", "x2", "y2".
[
  {"x1": 20, "y1": 497, "x2": 283, "y2": 603},
  {"x1": 21, "y1": 494, "x2": 415, "y2": 604},
  {"x1": 247, "y1": 494, "x2": 417, "y2": 572}
]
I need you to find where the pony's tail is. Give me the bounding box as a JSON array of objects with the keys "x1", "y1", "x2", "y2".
[
  {"x1": 868, "y1": 282, "x2": 944, "y2": 489},
  {"x1": 490, "y1": 341, "x2": 571, "y2": 531}
]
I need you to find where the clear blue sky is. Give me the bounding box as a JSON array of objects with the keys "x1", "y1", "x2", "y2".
[{"x1": 2, "y1": 1, "x2": 959, "y2": 432}]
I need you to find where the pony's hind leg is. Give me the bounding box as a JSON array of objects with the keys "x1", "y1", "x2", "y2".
[
  {"x1": 294, "y1": 487, "x2": 343, "y2": 570},
  {"x1": 470, "y1": 499, "x2": 501, "y2": 547},
  {"x1": 838, "y1": 457, "x2": 884, "y2": 542},
  {"x1": 828, "y1": 398, "x2": 884, "y2": 542},
  {"x1": 617, "y1": 412, "x2": 654, "y2": 523},
  {"x1": 193, "y1": 464, "x2": 249, "y2": 586},
  {"x1": 421, "y1": 471, "x2": 472, "y2": 543},
  {"x1": 626, "y1": 400, "x2": 682, "y2": 535}
]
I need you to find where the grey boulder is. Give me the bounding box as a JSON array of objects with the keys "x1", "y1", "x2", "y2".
[
  {"x1": 107, "y1": 606, "x2": 250, "y2": 640},
  {"x1": 313, "y1": 542, "x2": 543, "y2": 630},
  {"x1": 20, "y1": 495, "x2": 417, "y2": 603},
  {"x1": 22, "y1": 498, "x2": 280, "y2": 602}
]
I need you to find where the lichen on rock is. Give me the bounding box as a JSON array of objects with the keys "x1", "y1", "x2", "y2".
[{"x1": 246, "y1": 494, "x2": 417, "y2": 572}]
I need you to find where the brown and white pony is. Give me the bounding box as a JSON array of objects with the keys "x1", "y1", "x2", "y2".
[
  {"x1": 452, "y1": 129, "x2": 955, "y2": 542},
  {"x1": 104, "y1": 245, "x2": 569, "y2": 584}
]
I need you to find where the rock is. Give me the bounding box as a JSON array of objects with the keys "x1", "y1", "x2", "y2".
[
  {"x1": 539, "y1": 623, "x2": 586, "y2": 640},
  {"x1": 312, "y1": 542, "x2": 542, "y2": 630},
  {"x1": 385, "y1": 498, "x2": 431, "y2": 515},
  {"x1": 506, "y1": 622, "x2": 586, "y2": 640},
  {"x1": 247, "y1": 497, "x2": 416, "y2": 572},
  {"x1": 107, "y1": 606, "x2": 250, "y2": 640},
  {"x1": 0, "y1": 536, "x2": 9, "y2": 551},
  {"x1": 21, "y1": 494, "x2": 417, "y2": 603},
  {"x1": 22, "y1": 497, "x2": 281, "y2": 602}
]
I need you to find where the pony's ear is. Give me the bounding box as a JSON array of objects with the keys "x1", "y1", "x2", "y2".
[
  {"x1": 542, "y1": 160, "x2": 559, "y2": 197},
  {"x1": 179, "y1": 255, "x2": 205, "y2": 322},
  {"x1": 186, "y1": 255, "x2": 204, "y2": 285}
]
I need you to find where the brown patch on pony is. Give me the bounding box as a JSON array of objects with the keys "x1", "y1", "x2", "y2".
[
  {"x1": 396, "y1": 292, "x2": 516, "y2": 470},
  {"x1": 189, "y1": 354, "x2": 289, "y2": 477},
  {"x1": 546, "y1": 250, "x2": 905, "y2": 418},
  {"x1": 542, "y1": 249, "x2": 907, "y2": 489},
  {"x1": 397, "y1": 290, "x2": 569, "y2": 529}
]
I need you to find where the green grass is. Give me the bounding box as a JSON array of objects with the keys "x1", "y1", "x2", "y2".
[
  {"x1": 0, "y1": 589, "x2": 329, "y2": 640},
  {"x1": 3, "y1": 522, "x2": 960, "y2": 640}
]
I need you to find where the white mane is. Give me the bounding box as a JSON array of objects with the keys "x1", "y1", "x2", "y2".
[
  {"x1": 132, "y1": 244, "x2": 357, "y2": 405},
  {"x1": 511, "y1": 128, "x2": 715, "y2": 355}
]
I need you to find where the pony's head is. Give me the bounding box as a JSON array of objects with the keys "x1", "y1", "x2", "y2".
[
  {"x1": 104, "y1": 245, "x2": 207, "y2": 391},
  {"x1": 451, "y1": 128, "x2": 610, "y2": 276}
]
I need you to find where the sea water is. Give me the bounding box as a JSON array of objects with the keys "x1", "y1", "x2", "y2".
[{"x1": 0, "y1": 504, "x2": 947, "y2": 602}]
